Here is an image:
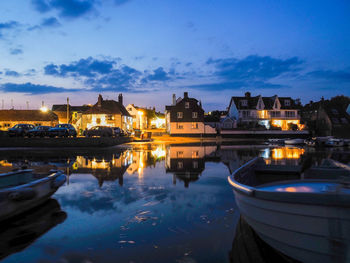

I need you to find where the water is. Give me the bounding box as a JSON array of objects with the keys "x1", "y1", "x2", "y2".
[{"x1": 0, "y1": 144, "x2": 349, "y2": 263}]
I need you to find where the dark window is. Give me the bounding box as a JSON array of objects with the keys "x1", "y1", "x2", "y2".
[
  {"x1": 177, "y1": 112, "x2": 183, "y2": 118},
  {"x1": 185, "y1": 102, "x2": 190, "y2": 109}
]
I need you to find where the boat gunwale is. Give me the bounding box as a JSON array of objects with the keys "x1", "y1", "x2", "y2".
[
  {"x1": 228, "y1": 157, "x2": 350, "y2": 206},
  {"x1": 0, "y1": 170, "x2": 64, "y2": 193}
]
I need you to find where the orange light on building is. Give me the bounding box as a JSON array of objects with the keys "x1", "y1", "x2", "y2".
[{"x1": 271, "y1": 148, "x2": 305, "y2": 160}]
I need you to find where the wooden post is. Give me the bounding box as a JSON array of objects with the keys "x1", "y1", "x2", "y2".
[{"x1": 67, "y1": 97, "x2": 69, "y2": 124}]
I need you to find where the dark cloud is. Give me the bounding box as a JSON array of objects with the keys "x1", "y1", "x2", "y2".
[
  {"x1": 114, "y1": 0, "x2": 132, "y2": 6},
  {"x1": 5, "y1": 70, "x2": 21, "y2": 77},
  {"x1": 10, "y1": 48, "x2": 23, "y2": 55},
  {"x1": 31, "y1": 0, "x2": 51, "y2": 13},
  {"x1": 0, "y1": 82, "x2": 80, "y2": 95},
  {"x1": 31, "y1": 0, "x2": 96, "y2": 19},
  {"x1": 187, "y1": 81, "x2": 284, "y2": 91},
  {"x1": 44, "y1": 57, "x2": 116, "y2": 77},
  {"x1": 0, "y1": 21, "x2": 20, "y2": 38},
  {"x1": 143, "y1": 67, "x2": 171, "y2": 82},
  {"x1": 207, "y1": 55, "x2": 303, "y2": 81},
  {"x1": 306, "y1": 70, "x2": 350, "y2": 83},
  {"x1": 41, "y1": 17, "x2": 61, "y2": 27}
]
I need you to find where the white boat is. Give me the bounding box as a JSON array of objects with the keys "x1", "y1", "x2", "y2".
[
  {"x1": 284, "y1": 138, "x2": 305, "y2": 145},
  {"x1": 0, "y1": 169, "x2": 66, "y2": 222},
  {"x1": 325, "y1": 138, "x2": 344, "y2": 147},
  {"x1": 228, "y1": 157, "x2": 350, "y2": 263}
]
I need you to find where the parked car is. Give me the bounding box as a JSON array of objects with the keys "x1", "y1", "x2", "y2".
[
  {"x1": 49, "y1": 124, "x2": 77, "y2": 138},
  {"x1": 27, "y1": 126, "x2": 52, "y2": 137},
  {"x1": 113, "y1": 127, "x2": 122, "y2": 136},
  {"x1": 83, "y1": 126, "x2": 114, "y2": 137},
  {"x1": 8, "y1": 124, "x2": 35, "y2": 137}
]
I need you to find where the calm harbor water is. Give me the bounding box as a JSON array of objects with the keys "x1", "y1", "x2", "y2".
[{"x1": 0, "y1": 144, "x2": 349, "y2": 263}]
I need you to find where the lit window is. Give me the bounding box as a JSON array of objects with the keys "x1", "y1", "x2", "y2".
[
  {"x1": 191, "y1": 123, "x2": 198, "y2": 129},
  {"x1": 192, "y1": 112, "x2": 198, "y2": 118},
  {"x1": 185, "y1": 102, "x2": 190, "y2": 108},
  {"x1": 177, "y1": 112, "x2": 183, "y2": 118},
  {"x1": 176, "y1": 123, "x2": 184, "y2": 129},
  {"x1": 192, "y1": 151, "x2": 199, "y2": 158}
]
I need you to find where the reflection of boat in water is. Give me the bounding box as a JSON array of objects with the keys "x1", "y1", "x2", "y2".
[
  {"x1": 230, "y1": 216, "x2": 296, "y2": 263},
  {"x1": 0, "y1": 198, "x2": 67, "y2": 261},
  {"x1": 0, "y1": 169, "x2": 66, "y2": 221},
  {"x1": 228, "y1": 157, "x2": 350, "y2": 263}
]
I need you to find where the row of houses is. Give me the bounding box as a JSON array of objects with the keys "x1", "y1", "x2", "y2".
[
  {"x1": 165, "y1": 92, "x2": 349, "y2": 137},
  {"x1": 0, "y1": 94, "x2": 165, "y2": 132}
]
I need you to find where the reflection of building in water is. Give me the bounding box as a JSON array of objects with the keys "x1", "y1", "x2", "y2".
[
  {"x1": 165, "y1": 145, "x2": 216, "y2": 187},
  {"x1": 219, "y1": 146, "x2": 305, "y2": 174},
  {"x1": 126, "y1": 145, "x2": 166, "y2": 179},
  {"x1": 74, "y1": 151, "x2": 132, "y2": 187},
  {"x1": 262, "y1": 147, "x2": 305, "y2": 166},
  {"x1": 0, "y1": 160, "x2": 13, "y2": 173}
]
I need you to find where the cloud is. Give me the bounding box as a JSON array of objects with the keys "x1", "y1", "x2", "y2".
[
  {"x1": 143, "y1": 67, "x2": 171, "y2": 82},
  {"x1": 306, "y1": 70, "x2": 350, "y2": 83},
  {"x1": 0, "y1": 82, "x2": 80, "y2": 95},
  {"x1": 187, "y1": 81, "x2": 284, "y2": 91},
  {"x1": 31, "y1": 0, "x2": 96, "y2": 19},
  {"x1": 41, "y1": 17, "x2": 61, "y2": 27},
  {"x1": 0, "y1": 21, "x2": 20, "y2": 38},
  {"x1": 10, "y1": 48, "x2": 23, "y2": 55},
  {"x1": 31, "y1": 0, "x2": 51, "y2": 13},
  {"x1": 114, "y1": 0, "x2": 132, "y2": 6},
  {"x1": 44, "y1": 57, "x2": 116, "y2": 77},
  {"x1": 207, "y1": 55, "x2": 303, "y2": 82},
  {"x1": 5, "y1": 70, "x2": 21, "y2": 77}
]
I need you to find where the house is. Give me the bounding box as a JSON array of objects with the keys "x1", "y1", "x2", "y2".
[
  {"x1": 52, "y1": 104, "x2": 91, "y2": 132},
  {"x1": 165, "y1": 92, "x2": 216, "y2": 136},
  {"x1": 126, "y1": 104, "x2": 165, "y2": 129},
  {"x1": 165, "y1": 145, "x2": 216, "y2": 188},
  {"x1": 302, "y1": 98, "x2": 350, "y2": 137},
  {"x1": 0, "y1": 110, "x2": 58, "y2": 130},
  {"x1": 227, "y1": 92, "x2": 303, "y2": 130},
  {"x1": 204, "y1": 110, "x2": 236, "y2": 130},
  {"x1": 81, "y1": 94, "x2": 133, "y2": 131}
]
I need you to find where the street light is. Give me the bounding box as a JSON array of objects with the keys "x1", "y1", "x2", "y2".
[{"x1": 40, "y1": 106, "x2": 48, "y2": 113}]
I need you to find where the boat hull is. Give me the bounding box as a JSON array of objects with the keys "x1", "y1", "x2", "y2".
[
  {"x1": 0, "y1": 172, "x2": 66, "y2": 222},
  {"x1": 233, "y1": 190, "x2": 350, "y2": 263}
]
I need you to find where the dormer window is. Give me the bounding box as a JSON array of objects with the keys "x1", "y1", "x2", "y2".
[
  {"x1": 284, "y1": 100, "x2": 290, "y2": 106},
  {"x1": 185, "y1": 102, "x2": 190, "y2": 109},
  {"x1": 241, "y1": 100, "x2": 248, "y2": 107}
]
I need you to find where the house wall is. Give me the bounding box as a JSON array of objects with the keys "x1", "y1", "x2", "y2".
[{"x1": 169, "y1": 122, "x2": 216, "y2": 135}]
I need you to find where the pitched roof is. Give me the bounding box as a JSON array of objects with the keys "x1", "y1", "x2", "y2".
[
  {"x1": 0, "y1": 110, "x2": 58, "y2": 121},
  {"x1": 52, "y1": 104, "x2": 91, "y2": 112},
  {"x1": 83, "y1": 99, "x2": 131, "y2": 117},
  {"x1": 230, "y1": 94, "x2": 298, "y2": 110}
]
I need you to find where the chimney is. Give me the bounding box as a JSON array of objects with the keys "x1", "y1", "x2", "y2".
[
  {"x1": 172, "y1": 94, "x2": 176, "y2": 105},
  {"x1": 245, "y1": 92, "x2": 251, "y2": 98},
  {"x1": 184, "y1": 92, "x2": 188, "y2": 99},
  {"x1": 118, "y1": 93, "x2": 123, "y2": 105},
  {"x1": 98, "y1": 94, "x2": 103, "y2": 107}
]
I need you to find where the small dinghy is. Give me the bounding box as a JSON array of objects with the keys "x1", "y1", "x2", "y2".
[
  {"x1": 284, "y1": 138, "x2": 305, "y2": 145},
  {"x1": 228, "y1": 157, "x2": 350, "y2": 263},
  {"x1": 0, "y1": 169, "x2": 66, "y2": 222}
]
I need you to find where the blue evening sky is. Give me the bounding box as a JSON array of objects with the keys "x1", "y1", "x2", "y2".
[{"x1": 0, "y1": 0, "x2": 349, "y2": 111}]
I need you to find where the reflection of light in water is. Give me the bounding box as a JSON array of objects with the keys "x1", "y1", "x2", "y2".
[
  {"x1": 271, "y1": 148, "x2": 305, "y2": 160},
  {"x1": 0, "y1": 160, "x2": 12, "y2": 167},
  {"x1": 138, "y1": 151, "x2": 144, "y2": 179},
  {"x1": 152, "y1": 146, "x2": 165, "y2": 159},
  {"x1": 276, "y1": 186, "x2": 313, "y2": 192}
]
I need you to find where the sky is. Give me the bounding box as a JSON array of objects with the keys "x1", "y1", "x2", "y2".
[{"x1": 0, "y1": 0, "x2": 349, "y2": 111}]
